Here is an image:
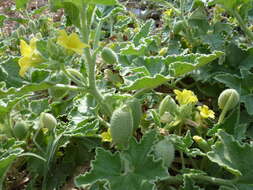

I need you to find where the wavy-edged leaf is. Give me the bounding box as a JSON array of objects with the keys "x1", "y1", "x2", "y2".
[
  {"x1": 207, "y1": 130, "x2": 253, "y2": 183},
  {"x1": 165, "y1": 51, "x2": 224, "y2": 76},
  {"x1": 120, "y1": 44, "x2": 146, "y2": 56},
  {"x1": 75, "y1": 131, "x2": 168, "y2": 190},
  {"x1": 0, "y1": 82, "x2": 53, "y2": 98},
  {"x1": 122, "y1": 74, "x2": 172, "y2": 91},
  {"x1": 0, "y1": 139, "x2": 24, "y2": 189},
  {"x1": 133, "y1": 19, "x2": 154, "y2": 45}
]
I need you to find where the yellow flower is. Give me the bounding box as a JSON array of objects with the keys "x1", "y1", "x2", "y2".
[
  {"x1": 164, "y1": 9, "x2": 173, "y2": 17},
  {"x1": 174, "y1": 89, "x2": 198, "y2": 105},
  {"x1": 197, "y1": 105, "x2": 215, "y2": 119},
  {"x1": 100, "y1": 129, "x2": 112, "y2": 142},
  {"x1": 57, "y1": 30, "x2": 89, "y2": 54},
  {"x1": 18, "y1": 38, "x2": 43, "y2": 77}
]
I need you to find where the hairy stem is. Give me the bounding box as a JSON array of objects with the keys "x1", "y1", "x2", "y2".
[{"x1": 80, "y1": 4, "x2": 112, "y2": 117}]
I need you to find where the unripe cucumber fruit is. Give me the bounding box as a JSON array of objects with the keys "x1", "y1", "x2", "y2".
[
  {"x1": 13, "y1": 121, "x2": 28, "y2": 140},
  {"x1": 159, "y1": 95, "x2": 178, "y2": 116},
  {"x1": 40, "y1": 112, "x2": 57, "y2": 130},
  {"x1": 154, "y1": 139, "x2": 175, "y2": 167},
  {"x1": 110, "y1": 107, "x2": 133, "y2": 146},
  {"x1": 101, "y1": 47, "x2": 118, "y2": 65},
  {"x1": 125, "y1": 98, "x2": 142, "y2": 131},
  {"x1": 218, "y1": 89, "x2": 240, "y2": 111}
]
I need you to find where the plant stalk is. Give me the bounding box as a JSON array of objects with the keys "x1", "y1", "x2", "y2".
[{"x1": 80, "y1": 3, "x2": 112, "y2": 117}]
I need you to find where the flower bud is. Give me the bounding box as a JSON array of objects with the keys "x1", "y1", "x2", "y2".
[
  {"x1": 218, "y1": 89, "x2": 240, "y2": 111},
  {"x1": 193, "y1": 136, "x2": 211, "y2": 152},
  {"x1": 159, "y1": 95, "x2": 178, "y2": 116},
  {"x1": 40, "y1": 112, "x2": 57, "y2": 130}
]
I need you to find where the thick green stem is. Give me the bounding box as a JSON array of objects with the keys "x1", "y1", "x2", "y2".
[
  {"x1": 80, "y1": 3, "x2": 112, "y2": 117},
  {"x1": 232, "y1": 10, "x2": 253, "y2": 42}
]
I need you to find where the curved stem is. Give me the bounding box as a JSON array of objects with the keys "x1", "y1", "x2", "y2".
[{"x1": 217, "y1": 94, "x2": 234, "y2": 124}]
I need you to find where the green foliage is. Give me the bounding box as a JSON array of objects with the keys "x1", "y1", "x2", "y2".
[
  {"x1": 75, "y1": 131, "x2": 168, "y2": 190},
  {"x1": 207, "y1": 130, "x2": 253, "y2": 184},
  {"x1": 1, "y1": 0, "x2": 253, "y2": 189}
]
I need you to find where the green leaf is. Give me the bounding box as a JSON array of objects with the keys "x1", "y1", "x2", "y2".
[
  {"x1": 241, "y1": 95, "x2": 253, "y2": 115},
  {"x1": 133, "y1": 20, "x2": 154, "y2": 46},
  {"x1": 170, "y1": 62, "x2": 195, "y2": 77},
  {"x1": 122, "y1": 74, "x2": 172, "y2": 91},
  {"x1": 63, "y1": 2, "x2": 80, "y2": 27},
  {"x1": 207, "y1": 130, "x2": 253, "y2": 184},
  {"x1": 164, "y1": 51, "x2": 224, "y2": 77},
  {"x1": 15, "y1": 0, "x2": 30, "y2": 9},
  {"x1": 75, "y1": 131, "x2": 168, "y2": 190},
  {"x1": 0, "y1": 82, "x2": 54, "y2": 98},
  {"x1": 0, "y1": 139, "x2": 24, "y2": 189},
  {"x1": 120, "y1": 44, "x2": 146, "y2": 56},
  {"x1": 0, "y1": 57, "x2": 25, "y2": 88},
  {"x1": 0, "y1": 15, "x2": 6, "y2": 27}
]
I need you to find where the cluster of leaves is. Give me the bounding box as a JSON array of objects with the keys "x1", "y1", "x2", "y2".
[{"x1": 0, "y1": 0, "x2": 253, "y2": 190}]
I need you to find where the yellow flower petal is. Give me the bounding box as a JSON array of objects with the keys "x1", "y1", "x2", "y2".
[
  {"x1": 18, "y1": 38, "x2": 43, "y2": 77},
  {"x1": 18, "y1": 57, "x2": 33, "y2": 77},
  {"x1": 57, "y1": 30, "x2": 89, "y2": 54},
  {"x1": 20, "y1": 40, "x2": 32, "y2": 57},
  {"x1": 29, "y1": 38, "x2": 38, "y2": 51},
  {"x1": 197, "y1": 105, "x2": 215, "y2": 119},
  {"x1": 174, "y1": 89, "x2": 198, "y2": 105},
  {"x1": 100, "y1": 129, "x2": 112, "y2": 142}
]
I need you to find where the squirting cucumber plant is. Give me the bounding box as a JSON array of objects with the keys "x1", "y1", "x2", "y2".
[{"x1": 0, "y1": 0, "x2": 253, "y2": 190}]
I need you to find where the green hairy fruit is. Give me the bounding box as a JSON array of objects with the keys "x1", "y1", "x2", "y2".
[
  {"x1": 159, "y1": 95, "x2": 178, "y2": 116},
  {"x1": 40, "y1": 112, "x2": 57, "y2": 130},
  {"x1": 154, "y1": 138, "x2": 175, "y2": 167},
  {"x1": 218, "y1": 89, "x2": 240, "y2": 111},
  {"x1": 110, "y1": 106, "x2": 133, "y2": 146},
  {"x1": 101, "y1": 47, "x2": 118, "y2": 65},
  {"x1": 126, "y1": 98, "x2": 142, "y2": 131},
  {"x1": 13, "y1": 121, "x2": 28, "y2": 140}
]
